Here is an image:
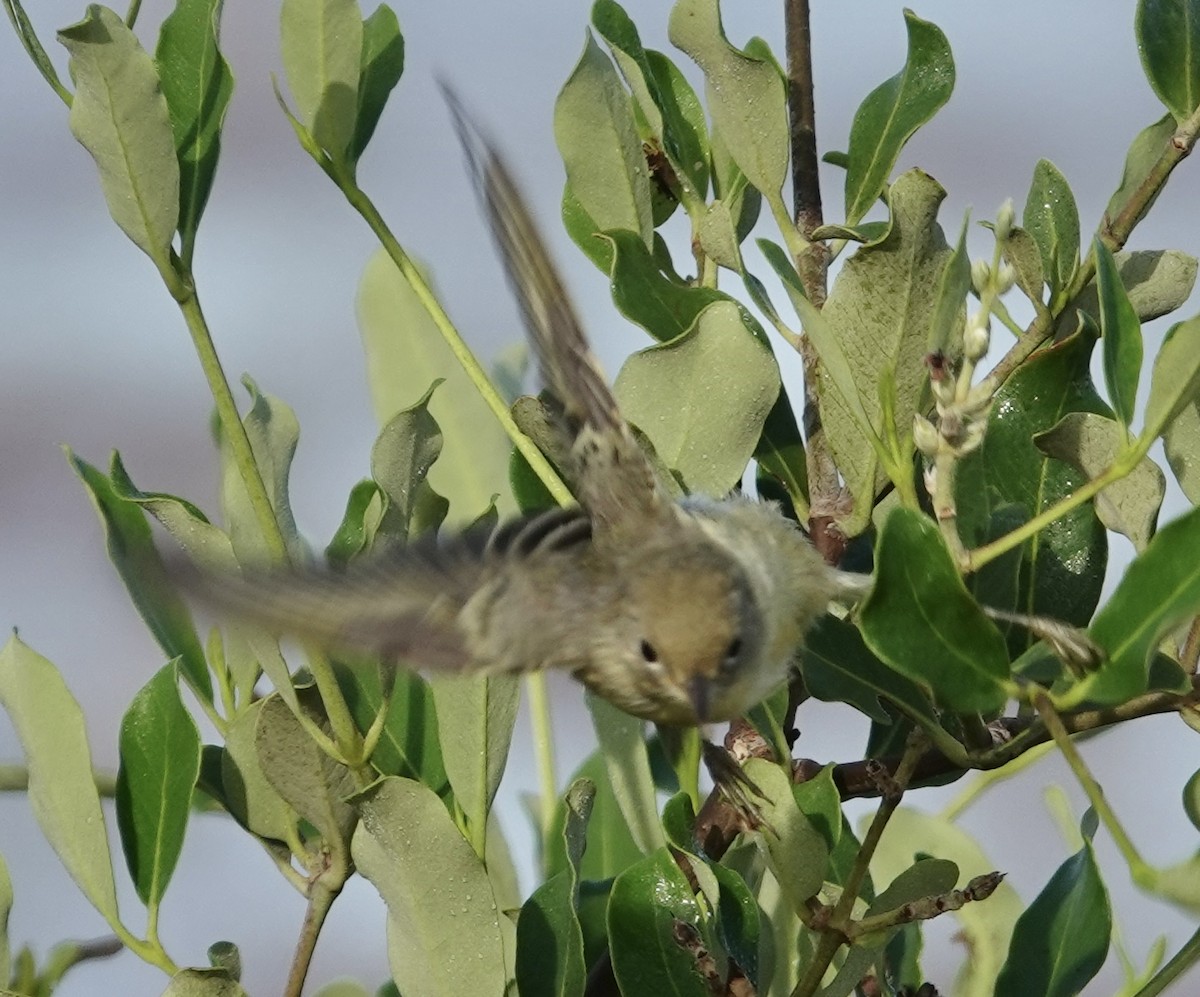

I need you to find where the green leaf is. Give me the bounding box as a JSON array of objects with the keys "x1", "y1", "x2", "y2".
[
  {"x1": 0, "y1": 636, "x2": 119, "y2": 927},
  {"x1": 1023, "y1": 160, "x2": 1080, "y2": 301},
  {"x1": 545, "y1": 750, "x2": 643, "y2": 882},
  {"x1": 515, "y1": 780, "x2": 594, "y2": 997},
  {"x1": 607, "y1": 847, "x2": 712, "y2": 997},
  {"x1": 1094, "y1": 238, "x2": 1144, "y2": 428},
  {"x1": 585, "y1": 692, "x2": 665, "y2": 855},
  {"x1": 256, "y1": 693, "x2": 357, "y2": 852},
  {"x1": 1183, "y1": 767, "x2": 1200, "y2": 831},
  {"x1": 325, "y1": 479, "x2": 382, "y2": 566},
  {"x1": 219, "y1": 376, "x2": 304, "y2": 564},
  {"x1": 743, "y1": 758, "x2": 828, "y2": 914},
  {"x1": 68, "y1": 449, "x2": 212, "y2": 700},
  {"x1": 279, "y1": 0, "x2": 362, "y2": 161},
  {"x1": 1137, "y1": 0, "x2": 1200, "y2": 121},
  {"x1": 429, "y1": 673, "x2": 519, "y2": 849},
  {"x1": 842, "y1": 10, "x2": 954, "y2": 225},
  {"x1": 861, "y1": 508, "x2": 1010, "y2": 713},
  {"x1": 1165, "y1": 396, "x2": 1200, "y2": 503},
  {"x1": 1064, "y1": 250, "x2": 1198, "y2": 341},
  {"x1": 820, "y1": 170, "x2": 953, "y2": 534},
  {"x1": 1105, "y1": 114, "x2": 1176, "y2": 224},
  {"x1": 155, "y1": 0, "x2": 234, "y2": 263},
  {"x1": 800, "y1": 615, "x2": 938, "y2": 728},
  {"x1": 709, "y1": 862, "x2": 759, "y2": 986},
  {"x1": 337, "y1": 663, "x2": 449, "y2": 795},
  {"x1": 669, "y1": 0, "x2": 788, "y2": 206},
  {"x1": 353, "y1": 777, "x2": 509, "y2": 997},
  {"x1": 955, "y1": 330, "x2": 1110, "y2": 644},
  {"x1": 995, "y1": 844, "x2": 1111, "y2": 997},
  {"x1": 555, "y1": 32, "x2": 652, "y2": 247},
  {"x1": 0, "y1": 852, "x2": 10, "y2": 986},
  {"x1": 1147, "y1": 315, "x2": 1200, "y2": 437},
  {"x1": 358, "y1": 249, "x2": 513, "y2": 522},
  {"x1": 1035, "y1": 412, "x2": 1164, "y2": 551},
  {"x1": 1003, "y1": 225, "x2": 1047, "y2": 309},
  {"x1": 220, "y1": 699, "x2": 293, "y2": 842},
  {"x1": 116, "y1": 662, "x2": 201, "y2": 908},
  {"x1": 614, "y1": 299, "x2": 781, "y2": 495},
  {"x1": 1084, "y1": 502, "x2": 1200, "y2": 703},
  {"x1": 927, "y1": 213, "x2": 970, "y2": 354},
  {"x1": 161, "y1": 969, "x2": 249, "y2": 996},
  {"x1": 58, "y1": 5, "x2": 180, "y2": 278},
  {"x1": 350, "y1": 4, "x2": 404, "y2": 164}
]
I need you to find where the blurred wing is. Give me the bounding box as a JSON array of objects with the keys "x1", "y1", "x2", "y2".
[
  {"x1": 443, "y1": 87, "x2": 671, "y2": 537},
  {"x1": 173, "y1": 532, "x2": 487, "y2": 669}
]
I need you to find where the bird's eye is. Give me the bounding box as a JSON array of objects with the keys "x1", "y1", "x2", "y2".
[
  {"x1": 722, "y1": 636, "x2": 743, "y2": 670},
  {"x1": 639, "y1": 639, "x2": 659, "y2": 664}
]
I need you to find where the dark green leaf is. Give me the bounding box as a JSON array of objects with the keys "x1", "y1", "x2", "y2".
[
  {"x1": 608, "y1": 847, "x2": 712, "y2": 997},
  {"x1": 791, "y1": 765, "x2": 843, "y2": 856},
  {"x1": 709, "y1": 862, "x2": 760, "y2": 986},
  {"x1": 1106, "y1": 114, "x2": 1176, "y2": 225},
  {"x1": 1094, "y1": 238, "x2": 1144, "y2": 427},
  {"x1": 1085, "y1": 501, "x2": 1200, "y2": 703},
  {"x1": 117, "y1": 662, "x2": 201, "y2": 907},
  {"x1": 555, "y1": 32, "x2": 652, "y2": 246},
  {"x1": 994, "y1": 845, "x2": 1111, "y2": 997},
  {"x1": 955, "y1": 330, "x2": 1110, "y2": 644},
  {"x1": 1023, "y1": 160, "x2": 1080, "y2": 301},
  {"x1": 1184, "y1": 767, "x2": 1200, "y2": 832},
  {"x1": 860, "y1": 508, "x2": 1010, "y2": 713},
  {"x1": 1003, "y1": 225, "x2": 1047, "y2": 309},
  {"x1": 69, "y1": 449, "x2": 212, "y2": 699},
  {"x1": 325, "y1": 479, "x2": 382, "y2": 566},
  {"x1": 0, "y1": 636, "x2": 119, "y2": 925},
  {"x1": 1034, "y1": 412, "x2": 1164, "y2": 550},
  {"x1": 660, "y1": 791, "x2": 696, "y2": 851},
  {"x1": 842, "y1": 11, "x2": 954, "y2": 225},
  {"x1": 156, "y1": 0, "x2": 234, "y2": 262},
  {"x1": 350, "y1": 4, "x2": 404, "y2": 163},
  {"x1": 59, "y1": 5, "x2": 179, "y2": 276},
  {"x1": 515, "y1": 780, "x2": 594, "y2": 997},
  {"x1": 1137, "y1": 0, "x2": 1200, "y2": 121},
  {"x1": 753, "y1": 393, "x2": 808, "y2": 517},
  {"x1": 369, "y1": 380, "x2": 446, "y2": 549}
]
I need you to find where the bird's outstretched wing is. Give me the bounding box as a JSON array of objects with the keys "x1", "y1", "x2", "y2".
[{"x1": 443, "y1": 87, "x2": 672, "y2": 539}]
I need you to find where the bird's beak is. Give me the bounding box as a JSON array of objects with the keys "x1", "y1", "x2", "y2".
[{"x1": 688, "y1": 676, "x2": 711, "y2": 723}]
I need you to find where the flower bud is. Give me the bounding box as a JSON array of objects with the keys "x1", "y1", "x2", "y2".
[
  {"x1": 964, "y1": 317, "x2": 990, "y2": 361},
  {"x1": 971, "y1": 259, "x2": 992, "y2": 295},
  {"x1": 995, "y1": 199, "x2": 1015, "y2": 243},
  {"x1": 913, "y1": 414, "x2": 941, "y2": 457}
]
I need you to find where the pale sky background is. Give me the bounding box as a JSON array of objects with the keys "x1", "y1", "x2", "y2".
[{"x1": 2, "y1": 1, "x2": 1199, "y2": 994}]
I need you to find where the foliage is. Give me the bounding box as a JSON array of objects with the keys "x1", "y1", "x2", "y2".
[{"x1": 4, "y1": 0, "x2": 1200, "y2": 995}]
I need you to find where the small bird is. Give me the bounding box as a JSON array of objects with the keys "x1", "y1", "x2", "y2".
[{"x1": 185, "y1": 93, "x2": 868, "y2": 727}]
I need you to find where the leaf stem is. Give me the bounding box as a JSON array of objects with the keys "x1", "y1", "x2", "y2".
[
  {"x1": 283, "y1": 875, "x2": 343, "y2": 997},
  {"x1": 1132, "y1": 922, "x2": 1200, "y2": 997}
]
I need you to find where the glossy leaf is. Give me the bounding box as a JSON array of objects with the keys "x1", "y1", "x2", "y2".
[
  {"x1": 1105, "y1": 114, "x2": 1176, "y2": 223},
  {"x1": 614, "y1": 299, "x2": 781, "y2": 495},
  {"x1": 669, "y1": 0, "x2": 788, "y2": 201},
  {"x1": 1023, "y1": 160, "x2": 1080, "y2": 300},
  {"x1": 585, "y1": 692, "x2": 664, "y2": 855},
  {"x1": 1085, "y1": 501, "x2": 1200, "y2": 703},
  {"x1": 607, "y1": 847, "x2": 712, "y2": 997},
  {"x1": 117, "y1": 662, "x2": 201, "y2": 907},
  {"x1": 1004, "y1": 226, "x2": 1047, "y2": 309},
  {"x1": 326, "y1": 479, "x2": 382, "y2": 566},
  {"x1": 842, "y1": 10, "x2": 954, "y2": 225},
  {"x1": 69, "y1": 449, "x2": 212, "y2": 699},
  {"x1": 353, "y1": 776, "x2": 509, "y2": 997},
  {"x1": 1137, "y1": 0, "x2": 1200, "y2": 121},
  {"x1": 1094, "y1": 238, "x2": 1144, "y2": 427},
  {"x1": 955, "y1": 331, "x2": 1109, "y2": 642},
  {"x1": 994, "y1": 844, "x2": 1111, "y2": 997},
  {"x1": 800, "y1": 615, "x2": 938, "y2": 728},
  {"x1": 515, "y1": 780, "x2": 594, "y2": 997},
  {"x1": 1146, "y1": 315, "x2": 1200, "y2": 437},
  {"x1": 279, "y1": 0, "x2": 362, "y2": 160},
  {"x1": 709, "y1": 862, "x2": 759, "y2": 986},
  {"x1": 1035, "y1": 413, "x2": 1164, "y2": 550},
  {"x1": 0, "y1": 636, "x2": 119, "y2": 926},
  {"x1": 820, "y1": 170, "x2": 953, "y2": 533},
  {"x1": 337, "y1": 663, "x2": 449, "y2": 794},
  {"x1": 555, "y1": 32, "x2": 652, "y2": 246},
  {"x1": 59, "y1": 5, "x2": 179, "y2": 276},
  {"x1": 429, "y1": 673, "x2": 519, "y2": 846},
  {"x1": 156, "y1": 0, "x2": 234, "y2": 262},
  {"x1": 358, "y1": 249, "x2": 512, "y2": 521},
  {"x1": 743, "y1": 758, "x2": 828, "y2": 914},
  {"x1": 861, "y1": 508, "x2": 1010, "y2": 713},
  {"x1": 256, "y1": 693, "x2": 357, "y2": 851},
  {"x1": 350, "y1": 4, "x2": 404, "y2": 163}
]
